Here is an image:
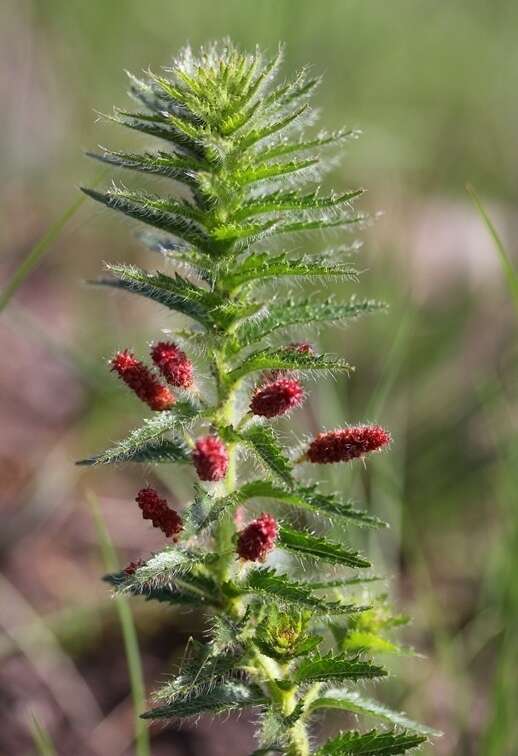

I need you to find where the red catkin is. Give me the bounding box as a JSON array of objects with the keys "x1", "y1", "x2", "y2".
[
  {"x1": 250, "y1": 377, "x2": 304, "y2": 418},
  {"x1": 192, "y1": 435, "x2": 229, "y2": 482},
  {"x1": 151, "y1": 341, "x2": 194, "y2": 389},
  {"x1": 135, "y1": 487, "x2": 183, "y2": 539},
  {"x1": 306, "y1": 425, "x2": 391, "y2": 464},
  {"x1": 111, "y1": 350, "x2": 175, "y2": 411},
  {"x1": 236, "y1": 513, "x2": 278, "y2": 562}
]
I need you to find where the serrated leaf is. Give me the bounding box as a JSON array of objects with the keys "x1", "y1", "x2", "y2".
[
  {"x1": 155, "y1": 647, "x2": 245, "y2": 703},
  {"x1": 309, "y1": 689, "x2": 440, "y2": 737},
  {"x1": 246, "y1": 569, "x2": 363, "y2": 615},
  {"x1": 104, "y1": 572, "x2": 208, "y2": 607},
  {"x1": 233, "y1": 188, "x2": 363, "y2": 222},
  {"x1": 107, "y1": 109, "x2": 202, "y2": 155},
  {"x1": 87, "y1": 147, "x2": 203, "y2": 184},
  {"x1": 228, "y1": 348, "x2": 351, "y2": 384},
  {"x1": 77, "y1": 405, "x2": 196, "y2": 466},
  {"x1": 235, "y1": 158, "x2": 318, "y2": 188},
  {"x1": 279, "y1": 526, "x2": 371, "y2": 569},
  {"x1": 240, "y1": 424, "x2": 294, "y2": 486},
  {"x1": 258, "y1": 128, "x2": 360, "y2": 163},
  {"x1": 234, "y1": 298, "x2": 386, "y2": 349},
  {"x1": 229, "y1": 480, "x2": 386, "y2": 529},
  {"x1": 315, "y1": 729, "x2": 427, "y2": 755},
  {"x1": 220, "y1": 252, "x2": 358, "y2": 291},
  {"x1": 94, "y1": 264, "x2": 216, "y2": 328},
  {"x1": 82, "y1": 188, "x2": 212, "y2": 251},
  {"x1": 142, "y1": 681, "x2": 267, "y2": 720},
  {"x1": 294, "y1": 653, "x2": 386, "y2": 685}
]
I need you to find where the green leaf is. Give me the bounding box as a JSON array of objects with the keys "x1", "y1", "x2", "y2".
[
  {"x1": 87, "y1": 147, "x2": 203, "y2": 184},
  {"x1": 77, "y1": 407, "x2": 195, "y2": 466},
  {"x1": 233, "y1": 188, "x2": 363, "y2": 222},
  {"x1": 230, "y1": 480, "x2": 386, "y2": 529},
  {"x1": 142, "y1": 681, "x2": 267, "y2": 720},
  {"x1": 278, "y1": 526, "x2": 371, "y2": 569},
  {"x1": 246, "y1": 569, "x2": 364, "y2": 615},
  {"x1": 258, "y1": 128, "x2": 360, "y2": 163},
  {"x1": 294, "y1": 653, "x2": 386, "y2": 685},
  {"x1": 315, "y1": 729, "x2": 427, "y2": 755},
  {"x1": 234, "y1": 158, "x2": 318, "y2": 188},
  {"x1": 106, "y1": 109, "x2": 202, "y2": 155},
  {"x1": 239, "y1": 104, "x2": 309, "y2": 150},
  {"x1": 104, "y1": 572, "x2": 209, "y2": 607},
  {"x1": 220, "y1": 252, "x2": 358, "y2": 291},
  {"x1": 82, "y1": 188, "x2": 211, "y2": 251},
  {"x1": 154, "y1": 647, "x2": 245, "y2": 703},
  {"x1": 240, "y1": 424, "x2": 294, "y2": 486},
  {"x1": 233, "y1": 298, "x2": 386, "y2": 349},
  {"x1": 309, "y1": 689, "x2": 441, "y2": 737},
  {"x1": 94, "y1": 264, "x2": 216, "y2": 328},
  {"x1": 228, "y1": 348, "x2": 352, "y2": 384}
]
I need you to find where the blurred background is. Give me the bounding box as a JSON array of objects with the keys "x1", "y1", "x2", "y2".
[{"x1": 1, "y1": 1, "x2": 517, "y2": 754}]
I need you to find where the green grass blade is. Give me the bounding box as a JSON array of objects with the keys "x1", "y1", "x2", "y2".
[
  {"x1": 466, "y1": 183, "x2": 518, "y2": 314},
  {"x1": 87, "y1": 490, "x2": 151, "y2": 756},
  {"x1": 0, "y1": 171, "x2": 107, "y2": 313},
  {"x1": 29, "y1": 715, "x2": 57, "y2": 756}
]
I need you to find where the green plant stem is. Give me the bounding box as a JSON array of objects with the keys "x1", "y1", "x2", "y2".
[
  {"x1": 29, "y1": 715, "x2": 58, "y2": 756},
  {"x1": 87, "y1": 490, "x2": 151, "y2": 756}
]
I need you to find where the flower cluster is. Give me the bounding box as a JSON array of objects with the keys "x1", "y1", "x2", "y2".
[
  {"x1": 192, "y1": 435, "x2": 229, "y2": 482},
  {"x1": 135, "y1": 487, "x2": 183, "y2": 539},
  {"x1": 151, "y1": 341, "x2": 194, "y2": 389},
  {"x1": 250, "y1": 377, "x2": 304, "y2": 418},
  {"x1": 111, "y1": 350, "x2": 175, "y2": 411},
  {"x1": 307, "y1": 425, "x2": 391, "y2": 464},
  {"x1": 237, "y1": 513, "x2": 278, "y2": 562}
]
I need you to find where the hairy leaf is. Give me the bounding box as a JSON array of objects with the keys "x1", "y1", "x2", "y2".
[
  {"x1": 310, "y1": 689, "x2": 440, "y2": 737},
  {"x1": 94, "y1": 264, "x2": 217, "y2": 327},
  {"x1": 142, "y1": 681, "x2": 267, "y2": 720},
  {"x1": 228, "y1": 348, "x2": 351, "y2": 384},
  {"x1": 220, "y1": 252, "x2": 358, "y2": 291},
  {"x1": 294, "y1": 653, "x2": 386, "y2": 685},
  {"x1": 240, "y1": 424, "x2": 294, "y2": 486},
  {"x1": 315, "y1": 729, "x2": 427, "y2": 755},
  {"x1": 77, "y1": 408, "x2": 195, "y2": 466},
  {"x1": 234, "y1": 298, "x2": 386, "y2": 349},
  {"x1": 246, "y1": 569, "x2": 364, "y2": 615},
  {"x1": 278, "y1": 526, "x2": 371, "y2": 569}
]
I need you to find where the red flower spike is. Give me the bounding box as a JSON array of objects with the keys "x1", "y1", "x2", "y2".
[
  {"x1": 237, "y1": 513, "x2": 278, "y2": 562},
  {"x1": 192, "y1": 435, "x2": 229, "y2": 482},
  {"x1": 307, "y1": 425, "x2": 391, "y2": 464},
  {"x1": 111, "y1": 350, "x2": 175, "y2": 411},
  {"x1": 124, "y1": 559, "x2": 145, "y2": 575},
  {"x1": 135, "y1": 487, "x2": 183, "y2": 539},
  {"x1": 151, "y1": 341, "x2": 194, "y2": 389},
  {"x1": 250, "y1": 377, "x2": 304, "y2": 418}
]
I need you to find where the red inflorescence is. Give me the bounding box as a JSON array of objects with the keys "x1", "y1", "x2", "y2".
[
  {"x1": 123, "y1": 559, "x2": 145, "y2": 575},
  {"x1": 237, "y1": 513, "x2": 278, "y2": 562},
  {"x1": 250, "y1": 377, "x2": 304, "y2": 418},
  {"x1": 307, "y1": 425, "x2": 391, "y2": 464},
  {"x1": 135, "y1": 487, "x2": 183, "y2": 539},
  {"x1": 151, "y1": 341, "x2": 194, "y2": 389},
  {"x1": 192, "y1": 435, "x2": 229, "y2": 482},
  {"x1": 111, "y1": 350, "x2": 175, "y2": 411}
]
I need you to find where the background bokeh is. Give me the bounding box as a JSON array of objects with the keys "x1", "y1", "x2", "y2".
[{"x1": 1, "y1": 1, "x2": 517, "y2": 754}]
